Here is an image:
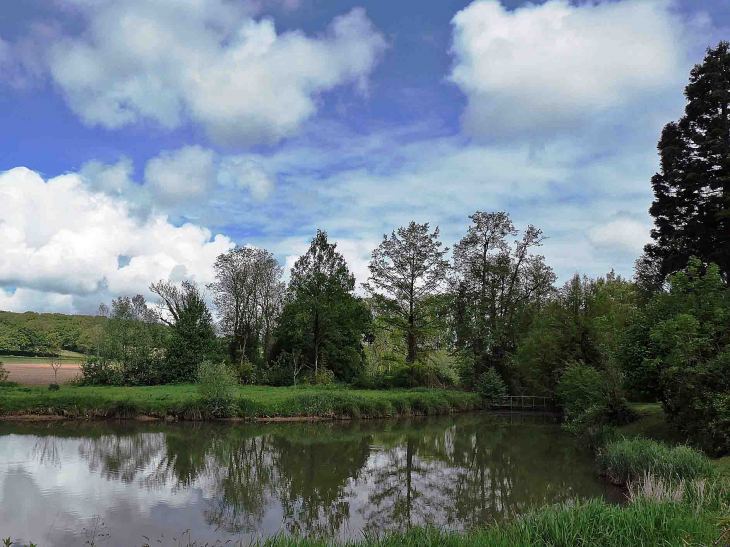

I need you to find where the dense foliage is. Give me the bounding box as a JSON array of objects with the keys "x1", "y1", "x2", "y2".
[
  {"x1": 153, "y1": 281, "x2": 218, "y2": 384},
  {"x1": 476, "y1": 368, "x2": 508, "y2": 408},
  {"x1": 0, "y1": 310, "x2": 104, "y2": 355},
  {"x1": 273, "y1": 230, "x2": 371, "y2": 383},
  {"x1": 197, "y1": 360, "x2": 238, "y2": 417},
  {"x1": 621, "y1": 259, "x2": 730, "y2": 455},
  {"x1": 79, "y1": 295, "x2": 168, "y2": 385}
]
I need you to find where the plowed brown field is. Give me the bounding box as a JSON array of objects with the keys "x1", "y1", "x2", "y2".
[{"x1": 3, "y1": 360, "x2": 82, "y2": 386}]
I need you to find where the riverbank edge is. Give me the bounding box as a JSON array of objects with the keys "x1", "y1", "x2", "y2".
[
  {"x1": 0, "y1": 409, "x2": 483, "y2": 422},
  {"x1": 0, "y1": 384, "x2": 486, "y2": 422}
]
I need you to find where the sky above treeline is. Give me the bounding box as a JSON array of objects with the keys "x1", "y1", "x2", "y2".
[{"x1": 0, "y1": 0, "x2": 727, "y2": 315}]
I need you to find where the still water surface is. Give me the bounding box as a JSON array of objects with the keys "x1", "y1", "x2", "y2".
[{"x1": 0, "y1": 413, "x2": 621, "y2": 546}]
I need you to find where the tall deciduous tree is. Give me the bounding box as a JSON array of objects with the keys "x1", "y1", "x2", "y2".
[
  {"x1": 93, "y1": 294, "x2": 167, "y2": 385},
  {"x1": 646, "y1": 41, "x2": 730, "y2": 281},
  {"x1": 208, "y1": 247, "x2": 284, "y2": 366},
  {"x1": 150, "y1": 280, "x2": 217, "y2": 383},
  {"x1": 363, "y1": 221, "x2": 450, "y2": 364},
  {"x1": 452, "y1": 212, "x2": 554, "y2": 382},
  {"x1": 279, "y1": 230, "x2": 369, "y2": 380}
]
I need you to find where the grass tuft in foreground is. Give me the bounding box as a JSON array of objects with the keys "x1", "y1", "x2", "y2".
[{"x1": 597, "y1": 437, "x2": 715, "y2": 485}]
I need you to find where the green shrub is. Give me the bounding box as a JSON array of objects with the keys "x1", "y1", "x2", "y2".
[
  {"x1": 425, "y1": 350, "x2": 460, "y2": 387},
  {"x1": 230, "y1": 358, "x2": 255, "y2": 385},
  {"x1": 314, "y1": 368, "x2": 335, "y2": 386},
  {"x1": 237, "y1": 397, "x2": 260, "y2": 417},
  {"x1": 79, "y1": 357, "x2": 125, "y2": 386},
  {"x1": 48, "y1": 383, "x2": 60, "y2": 391},
  {"x1": 197, "y1": 361, "x2": 238, "y2": 418},
  {"x1": 351, "y1": 371, "x2": 376, "y2": 390},
  {"x1": 109, "y1": 400, "x2": 138, "y2": 418},
  {"x1": 557, "y1": 362, "x2": 635, "y2": 445},
  {"x1": 597, "y1": 437, "x2": 715, "y2": 485},
  {"x1": 477, "y1": 368, "x2": 508, "y2": 408},
  {"x1": 557, "y1": 363, "x2": 605, "y2": 417},
  {"x1": 0, "y1": 360, "x2": 8, "y2": 383}
]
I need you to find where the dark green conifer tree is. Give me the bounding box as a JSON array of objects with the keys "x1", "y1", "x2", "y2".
[{"x1": 646, "y1": 41, "x2": 730, "y2": 281}]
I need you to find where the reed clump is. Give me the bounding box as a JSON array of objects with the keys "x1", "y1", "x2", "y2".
[{"x1": 597, "y1": 437, "x2": 715, "y2": 485}]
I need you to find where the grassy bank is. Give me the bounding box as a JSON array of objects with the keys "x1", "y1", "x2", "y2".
[
  {"x1": 619, "y1": 403, "x2": 685, "y2": 444},
  {"x1": 0, "y1": 384, "x2": 482, "y2": 420}
]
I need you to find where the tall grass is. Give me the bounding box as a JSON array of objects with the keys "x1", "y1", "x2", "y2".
[{"x1": 597, "y1": 437, "x2": 715, "y2": 485}]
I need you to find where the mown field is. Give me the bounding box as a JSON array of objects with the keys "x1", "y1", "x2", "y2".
[{"x1": 0, "y1": 383, "x2": 482, "y2": 420}]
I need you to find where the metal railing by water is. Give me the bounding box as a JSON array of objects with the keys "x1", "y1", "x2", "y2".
[{"x1": 495, "y1": 395, "x2": 555, "y2": 410}]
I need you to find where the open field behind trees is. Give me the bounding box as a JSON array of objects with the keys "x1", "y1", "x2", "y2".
[
  {"x1": 0, "y1": 384, "x2": 482, "y2": 420},
  {"x1": 2, "y1": 358, "x2": 82, "y2": 385}
]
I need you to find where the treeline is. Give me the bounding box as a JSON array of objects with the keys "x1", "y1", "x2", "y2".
[
  {"x1": 81, "y1": 214, "x2": 559, "y2": 391},
  {"x1": 79, "y1": 213, "x2": 643, "y2": 401},
  {"x1": 0, "y1": 311, "x2": 104, "y2": 356}
]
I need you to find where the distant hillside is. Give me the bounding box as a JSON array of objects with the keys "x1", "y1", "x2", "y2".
[{"x1": 0, "y1": 310, "x2": 105, "y2": 356}]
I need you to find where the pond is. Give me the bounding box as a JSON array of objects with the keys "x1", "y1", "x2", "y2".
[{"x1": 0, "y1": 413, "x2": 622, "y2": 546}]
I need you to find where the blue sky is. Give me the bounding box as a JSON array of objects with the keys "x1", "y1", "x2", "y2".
[{"x1": 0, "y1": 0, "x2": 726, "y2": 314}]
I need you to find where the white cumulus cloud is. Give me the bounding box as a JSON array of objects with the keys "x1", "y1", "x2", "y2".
[
  {"x1": 449, "y1": 0, "x2": 699, "y2": 138},
  {"x1": 144, "y1": 146, "x2": 217, "y2": 205},
  {"x1": 0, "y1": 167, "x2": 235, "y2": 314},
  {"x1": 588, "y1": 218, "x2": 652, "y2": 254},
  {"x1": 76, "y1": 146, "x2": 278, "y2": 219},
  {"x1": 44, "y1": 1, "x2": 387, "y2": 144}
]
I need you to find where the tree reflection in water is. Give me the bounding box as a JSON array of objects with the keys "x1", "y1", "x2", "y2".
[{"x1": 6, "y1": 414, "x2": 617, "y2": 540}]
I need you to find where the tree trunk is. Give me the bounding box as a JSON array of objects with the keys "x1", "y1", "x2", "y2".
[
  {"x1": 313, "y1": 310, "x2": 319, "y2": 377},
  {"x1": 407, "y1": 314, "x2": 416, "y2": 364},
  {"x1": 407, "y1": 275, "x2": 416, "y2": 364}
]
